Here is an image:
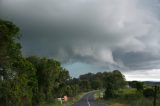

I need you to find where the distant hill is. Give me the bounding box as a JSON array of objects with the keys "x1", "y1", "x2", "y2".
[{"x1": 143, "y1": 81, "x2": 160, "y2": 86}]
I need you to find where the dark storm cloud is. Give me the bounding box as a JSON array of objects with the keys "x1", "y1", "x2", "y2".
[
  {"x1": 113, "y1": 50, "x2": 160, "y2": 70},
  {"x1": 1, "y1": 0, "x2": 160, "y2": 76}
]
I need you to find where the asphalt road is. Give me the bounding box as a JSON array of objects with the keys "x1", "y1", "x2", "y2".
[{"x1": 69, "y1": 91, "x2": 108, "y2": 106}]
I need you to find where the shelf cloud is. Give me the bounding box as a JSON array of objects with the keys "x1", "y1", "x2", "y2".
[{"x1": 1, "y1": 0, "x2": 160, "y2": 80}]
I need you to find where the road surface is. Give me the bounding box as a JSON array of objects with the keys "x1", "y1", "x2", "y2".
[{"x1": 69, "y1": 91, "x2": 108, "y2": 106}]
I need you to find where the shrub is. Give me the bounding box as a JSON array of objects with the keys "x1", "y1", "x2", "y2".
[{"x1": 143, "y1": 88, "x2": 154, "y2": 97}]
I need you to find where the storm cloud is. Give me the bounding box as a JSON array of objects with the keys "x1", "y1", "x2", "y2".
[{"x1": 1, "y1": 0, "x2": 160, "y2": 80}]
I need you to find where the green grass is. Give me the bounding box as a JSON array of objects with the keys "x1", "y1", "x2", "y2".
[
  {"x1": 94, "y1": 90, "x2": 105, "y2": 100},
  {"x1": 39, "y1": 92, "x2": 86, "y2": 106},
  {"x1": 97, "y1": 88, "x2": 160, "y2": 106},
  {"x1": 39, "y1": 101, "x2": 65, "y2": 106},
  {"x1": 66, "y1": 92, "x2": 86, "y2": 105}
]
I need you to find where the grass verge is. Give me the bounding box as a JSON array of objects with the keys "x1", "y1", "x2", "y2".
[
  {"x1": 96, "y1": 88, "x2": 160, "y2": 106},
  {"x1": 39, "y1": 92, "x2": 86, "y2": 106}
]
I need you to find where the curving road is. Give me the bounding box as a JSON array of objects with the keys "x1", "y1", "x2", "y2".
[{"x1": 69, "y1": 91, "x2": 108, "y2": 106}]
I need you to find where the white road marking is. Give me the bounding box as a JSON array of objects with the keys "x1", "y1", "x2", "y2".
[{"x1": 87, "y1": 94, "x2": 91, "y2": 106}]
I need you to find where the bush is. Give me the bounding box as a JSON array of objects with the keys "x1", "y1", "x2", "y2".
[{"x1": 143, "y1": 88, "x2": 154, "y2": 97}]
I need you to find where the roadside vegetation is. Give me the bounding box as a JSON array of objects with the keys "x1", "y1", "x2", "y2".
[
  {"x1": 96, "y1": 82, "x2": 160, "y2": 106},
  {"x1": 39, "y1": 92, "x2": 85, "y2": 106},
  {"x1": 105, "y1": 88, "x2": 160, "y2": 106}
]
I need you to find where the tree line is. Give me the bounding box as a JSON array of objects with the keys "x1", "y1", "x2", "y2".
[{"x1": 0, "y1": 19, "x2": 127, "y2": 106}]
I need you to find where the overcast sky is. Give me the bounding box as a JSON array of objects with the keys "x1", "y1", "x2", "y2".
[{"x1": 1, "y1": 0, "x2": 160, "y2": 81}]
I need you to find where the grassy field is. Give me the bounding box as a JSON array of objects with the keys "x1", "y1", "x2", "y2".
[{"x1": 96, "y1": 88, "x2": 160, "y2": 106}]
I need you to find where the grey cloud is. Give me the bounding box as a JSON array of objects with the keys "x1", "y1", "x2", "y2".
[{"x1": 1, "y1": 0, "x2": 160, "y2": 73}]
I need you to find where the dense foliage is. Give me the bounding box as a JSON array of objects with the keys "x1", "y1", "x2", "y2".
[
  {"x1": 104, "y1": 70, "x2": 126, "y2": 98},
  {"x1": 0, "y1": 19, "x2": 38, "y2": 106},
  {"x1": 128, "y1": 81, "x2": 144, "y2": 91},
  {"x1": 143, "y1": 88, "x2": 154, "y2": 97}
]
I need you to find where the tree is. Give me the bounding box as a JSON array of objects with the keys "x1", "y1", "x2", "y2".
[
  {"x1": 128, "y1": 81, "x2": 144, "y2": 91},
  {"x1": 104, "y1": 72, "x2": 116, "y2": 98},
  {"x1": 91, "y1": 79, "x2": 103, "y2": 90},
  {"x1": 104, "y1": 70, "x2": 126, "y2": 98},
  {"x1": 53, "y1": 68, "x2": 71, "y2": 97},
  {"x1": 0, "y1": 19, "x2": 37, "y2": 106},
  {"x1": 66, "y1": 78, "x2": 80, "y2": 96},
  {"x1": 27, "y1": 56, "x2": 63, "y2": 102},
  {"x1": 112, "y1": 70, "x2": 126, "y2": 89},
  {"x1": 79, "y1": 80, "x2": 91, "y2": 92}
]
